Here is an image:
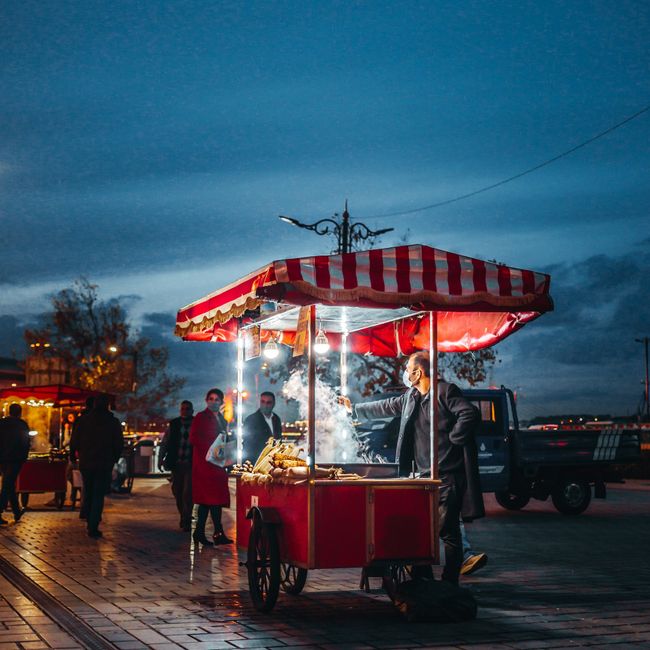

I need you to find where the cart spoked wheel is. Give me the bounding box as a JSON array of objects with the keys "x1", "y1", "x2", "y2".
[
  {"x1": 280, "y1": 563, "x2": 308, "y2": 595},
  {"x1": 247, "y1": 517, "x2": 280, "y2": 612},
  {"x1": 382, "y1": 564, "x2": 412, "y2": 603},
  {"x1": 54, "y1": 492, "x2": 65, "y2": 510}
]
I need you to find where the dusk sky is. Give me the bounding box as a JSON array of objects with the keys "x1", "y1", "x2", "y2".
[{"x1": 1, "y1": 0, "x2": 649, "y2": 420}]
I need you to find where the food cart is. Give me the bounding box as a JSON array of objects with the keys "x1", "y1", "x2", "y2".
[
  {"x1": 175, "y1": 243, "x2": 553, "y2": 611},
  {"x1": 0, "y1": 384, "x2": 111, "y2": 508}
]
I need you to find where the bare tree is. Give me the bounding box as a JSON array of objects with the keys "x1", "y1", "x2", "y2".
[{"x1": 25, "y1": 278, "x2": 185, "y2": 430}]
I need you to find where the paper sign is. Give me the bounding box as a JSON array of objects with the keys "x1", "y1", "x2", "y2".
[
  {"x1": 244, "y1": 326, "x2": 261, "y2": 360},
  {"x1": 293, "y1": 306, "x2": 311, "y2": 357}
]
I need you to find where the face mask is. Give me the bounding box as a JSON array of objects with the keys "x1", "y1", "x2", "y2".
[
  {"x1": 260, "y1": 405, "x2": 273, "y2": 416},
  {"x1": 207, "y1": 401, "x2": 221, "y2": 412},
  {"x1": 402, "y1": 369, "x2": 412, "y2": 388}
]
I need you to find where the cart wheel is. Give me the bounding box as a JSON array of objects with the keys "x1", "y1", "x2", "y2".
[
  {"x1": 54, "y1": 492, "x2": 65, "y2": 510},
  {"x1": 280, "y1": 563, "x2": 308, "y2": 595},
  {"x1": 20, "y1": 493, "x2": 29, "y2": 508},
  {"x1": 382, "y1": 564, "x2": 412, "y2": 603},
  {"x1": 247, "y1": 517, "x2": 280, "y2": 612}
]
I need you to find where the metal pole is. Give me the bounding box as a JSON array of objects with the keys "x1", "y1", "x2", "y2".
[
  {"x1": 340, "y1": 202, "x2": 350, "y2": 254},
  {"x1": 236, "y1": 328, "x2": 244, "y2": 463},
  {"x1": 429, "y1": 312, "x2": 438, "y2": 480},
  {"x1": 340, "y1": 307, "x2": 348, "y2": 397},
  {"x1": 643, "y1": 336, "x2": 650, "y2": 421},
  {"x1": 636, "y1": 337, "x2": 650, "y2": 421},
  {"x1": 131, "y1": 350, "x2": 138, "y2": 393},
  {"x1": 308, "y1": 305, "x2": 316, "y2": 474}
]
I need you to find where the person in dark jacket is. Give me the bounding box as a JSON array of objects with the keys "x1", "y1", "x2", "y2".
[
  {"x1": 159, "y1": 400, "x2": 194, "y2": 531},
  {"x1": 0, "y1": 403, "x2": 31, "y2": 525},
  {"x1": 340, "y1": 351, "x2": 484, "y2": 585},
  {"x1": 243, "y1": 391, "x2": 282, "y2": 463},
  {"x1": 69, "y1": 396, "x2": 94, "y2": 516},
  {"x1": 70, "y1": 394, "x2": 123, "y2": 538}
]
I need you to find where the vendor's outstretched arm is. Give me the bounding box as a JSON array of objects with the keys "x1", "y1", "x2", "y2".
[{"x1": 353, "y1": 394, "x2": 406, "y2": 420}]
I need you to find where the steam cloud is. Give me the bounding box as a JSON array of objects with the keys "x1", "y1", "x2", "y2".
[{"x1": 282, "y1": 370, "x2": 363, "y2": 463}]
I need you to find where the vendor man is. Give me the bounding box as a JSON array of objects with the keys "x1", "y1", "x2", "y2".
[
  {"x1": 243, "y1": 391, "x2": 282, "y2": 463},
  {"x1": 339, "y1": 351, "x2": 484, "y2": 585}
]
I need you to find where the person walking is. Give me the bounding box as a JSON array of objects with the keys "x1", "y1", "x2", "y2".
[
  {"x1": 189, "y1": 388, "x2": 232, "y2": 546},
  {"x1": 159, "y1": 400, "x2": 194, "y2": 531},
  {"x1": 0, "y1": 404, "x2": 31, "y2": 525},
  {"x1": 340, "y1": 351, "x2": 484, "y2": 585},
  {"x1": 70, "y1": 394, "x2": 123, "y2": 538},
  {"x1": 243, "y1": 391, "x2": 282, "y2": 463},
  {"x1": 70, "y1": 396, "x2": 94, "y2": 519}
]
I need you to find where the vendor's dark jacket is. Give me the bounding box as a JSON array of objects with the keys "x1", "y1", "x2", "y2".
[
  {"x1": 160, "y1": 415, "x2": 194, "y2": 471},
  {"x1": 354, "y1": 382, "x2": 485, "y2": 520},
  {"x1": 0, "y1": 415, "x2": 30, "y2": 463},
  {"x1": 71, "y1": 408, "x2": 124, "y2": 472},
  {"x1": 243, "y1": 409, "x2": 282, "y2": 462}
]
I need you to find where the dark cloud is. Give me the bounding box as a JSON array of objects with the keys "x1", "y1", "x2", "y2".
[
  {"x1": 0, "y1": 315, "x2": 26, "y2": 359},
  {"x1": 496, "y1": 246, "x2": 650, "y2": 418}
]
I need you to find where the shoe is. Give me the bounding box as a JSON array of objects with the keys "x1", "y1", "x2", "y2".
[
  {"x1": 461, "y1": 552, "x2": 488, "y2": 576},
  {"x1": 87, "y1": 529, "x2": 103, "y2": 539},
  {"x1": 14, "y1": 510, "x2": 24, "y2": 523},
  {"x1": 213, "y1": 532, "x2": 233, "y2": 545},
  {"x1": 192, "y1": 532, "x2": 213, "y2": 547}
]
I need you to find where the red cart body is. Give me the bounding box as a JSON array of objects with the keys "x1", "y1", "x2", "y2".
[
  {"x1": 16, "y1": 458, "x2": 68, "y2": 509},
  {"x1": 237, "y1": 478, "x2": 440, "y2": 569}
]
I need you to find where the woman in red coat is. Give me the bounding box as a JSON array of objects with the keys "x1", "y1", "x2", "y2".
[{"x1": 189, "y1": 388, "x2": 232, "y2": 546}]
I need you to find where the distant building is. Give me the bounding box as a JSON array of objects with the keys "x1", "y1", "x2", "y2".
[
  {"x1": 25, "y1": 355, "x2": 69, "y2": 385},
  {"x1": 0, "y1": 357, "x2": 25, "y2": 389}
]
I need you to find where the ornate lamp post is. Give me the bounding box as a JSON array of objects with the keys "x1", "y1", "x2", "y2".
[{"x1": 279, "y1": 201, "x2": 394, "y2": 254}]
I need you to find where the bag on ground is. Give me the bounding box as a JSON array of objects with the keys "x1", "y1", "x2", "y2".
[{"x1": 393, "y1": 578, "x2": 477, "y2": 623}]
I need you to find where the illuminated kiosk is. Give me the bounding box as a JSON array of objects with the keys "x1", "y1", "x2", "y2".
[{"x1": 175, "y1": 244, "x2": 553, "y2": 612}]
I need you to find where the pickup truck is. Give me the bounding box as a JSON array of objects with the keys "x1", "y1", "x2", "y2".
[{"x1": 355, "y1": 387, "x2": 642, "y2": 515}]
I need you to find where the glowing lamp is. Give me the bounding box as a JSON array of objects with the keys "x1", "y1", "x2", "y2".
[
  {"x1": 263, "y1": 337, "x2": 279, "y2": 359},
  {"x1": 313, "y1": 329, "x2": 330, "y2": 355}
]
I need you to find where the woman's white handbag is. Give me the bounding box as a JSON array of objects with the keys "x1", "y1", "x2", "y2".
[{"x1": 205, "y1": 433, "x2": 237, "y2": 467}]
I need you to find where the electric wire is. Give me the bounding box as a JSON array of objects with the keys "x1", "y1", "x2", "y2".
[{"x1": 362, "y1": 103, "x2": 650, "y2": 220}]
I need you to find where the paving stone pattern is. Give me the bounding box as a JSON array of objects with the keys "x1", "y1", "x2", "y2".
[{"x1": 1, "y1": 479, "x2": 649, "y2": 649}]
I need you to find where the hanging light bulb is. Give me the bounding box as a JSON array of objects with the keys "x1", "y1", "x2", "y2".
[
  {"x1": 313, "y1": 329, "x2": 330, "y2": 354},
  {"x1": 263, "y1": 337, "x2": 279, "y2": 359}
]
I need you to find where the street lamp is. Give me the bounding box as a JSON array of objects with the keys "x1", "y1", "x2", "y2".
[{"x1": 279, "y1": 201, "x2": 394, "y2": 254}]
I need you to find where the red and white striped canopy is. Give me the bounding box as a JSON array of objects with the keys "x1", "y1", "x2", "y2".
[{"x1": 175, "y1": 244, "x2": 552, "y2": 353}]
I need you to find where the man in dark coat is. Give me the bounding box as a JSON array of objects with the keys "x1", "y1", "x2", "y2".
[
  {"x1": 341, "y1": 351, "x2": 484, "y2": 585},
  {"x1": 159, "y1": 400, "x2": 194, "y2": 531},
  {"x1": 0, "y1": 403, "x2": 31, "y2": 525},
  {"x1": 70, "y1": 394, "x2": 123, "y2": 538},
  {"x1": 243, "y1": 391, "x2": 282, "y2": 463}
]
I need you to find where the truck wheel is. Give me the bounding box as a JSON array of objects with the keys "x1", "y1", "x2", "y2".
[
  {"x1": 495, "y1": 490, "x2": 530, "y2": 510},
  {"x1": 552, "y1": 478, "x2": 591, "y2": 515}
]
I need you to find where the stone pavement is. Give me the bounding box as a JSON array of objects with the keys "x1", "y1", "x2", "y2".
[{"x1": 1, "y1": 479, "x2": 649, "y2": 650}]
